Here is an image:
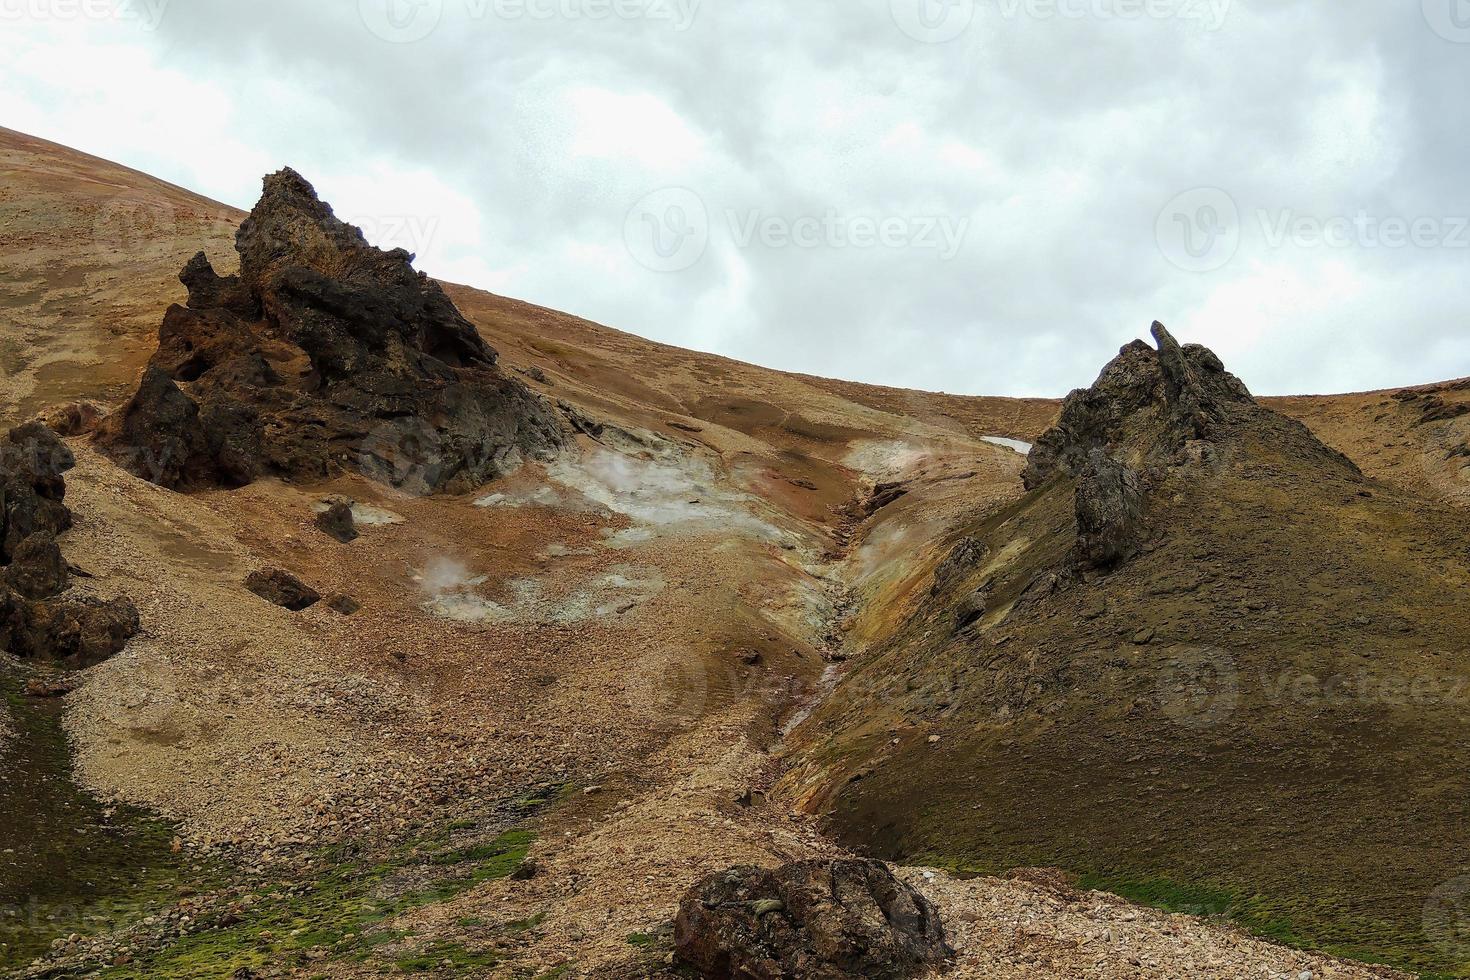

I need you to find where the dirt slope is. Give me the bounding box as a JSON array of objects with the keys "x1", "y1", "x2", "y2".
[{"x1": 0, "y1": 126, "x2": 1437, "y2": 980}]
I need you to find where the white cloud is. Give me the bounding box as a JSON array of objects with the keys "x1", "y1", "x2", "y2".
[{"x1": 2, "y1": 0, "x2": 1467, "y2": 398}]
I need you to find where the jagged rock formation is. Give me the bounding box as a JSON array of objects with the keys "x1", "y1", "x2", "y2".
[
  {"x1": 97, "y1": 168, "x2": 566, "y2": 494},
  {"x1": 1021, "y1": 322, "x2": 1360, "y2": 572},
  {"x1": 674, "y1": 859, "x2": 952, "y2": 979},
  {"x1": 1023, "y1": 322, "x2": 1254, "y2": 491},
  {"x1": 0, "y1": 422, "x2": 139, "y2": 667}
]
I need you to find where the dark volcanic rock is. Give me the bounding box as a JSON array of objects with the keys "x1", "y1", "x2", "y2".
[
  {"x1": 315, "y1": 500, "x2": 359, "y2": 543},
  {"x1": 98, "y1": 168, "x2": 566, "y2": 493},
  {"x1": 931, "y1": 536, "x2": 989, "y2": 597},
  {"x1": 1021, "y1": 322, "x2": 1362, "y2": 578},
  {"x1": 36, "y1": 400, "x2": 105, "y2": 437},
  {"x1": 0, "y1": 423, "x2": 141, "y2": 667},
  {"x1": 5, "y1": 531, "x2": 71, "y2": 600},
  {"x1": 0, "y1": 593, "x2": 140, "y2": 669},
  {"x1": 1023, "y1": 321, "x2": 1254, "y2": 490},
  {"x1": 246, "y1": 569, "x2": 321, "y2": 611},
  {"x1": 674, "y1": 859, "x2": 952, "y2": 980},
  {"x1": 953, "y1": 587, "x2": 990, "y2": 632},
  {"x1": 1073, "y1": 450, "x2": 1145, "y2": 570},
  {"x1": 1, "y1": 421, "x2": 75, "y2": 563}
]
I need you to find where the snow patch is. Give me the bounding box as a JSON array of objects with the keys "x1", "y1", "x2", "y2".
[{"x1": 982, "y1": 436, "x2": 1033, "y2": 455}]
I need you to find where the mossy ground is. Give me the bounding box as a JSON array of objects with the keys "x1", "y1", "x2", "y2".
[
  {"x1": 931, "y1": 856, "x2": 1461, "y2": 978},
  {"x1": 95, "y1": 826, "x2": 538, "y2": 978},
  {"x1": 0, "y1": 669, "x2": 223, "y2": 971}
]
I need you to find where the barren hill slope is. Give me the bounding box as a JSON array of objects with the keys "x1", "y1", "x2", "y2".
[
  {"x1": 782, "y1": 327, "x2": 1470, "y2": 976},
  {"x1": 0, "y1": 127, "x2": 1451, "y2": 979}
]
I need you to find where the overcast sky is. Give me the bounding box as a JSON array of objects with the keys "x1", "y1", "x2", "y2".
[{"x1": 4, "y1": 0, "x2": 1469, "y2": 397}]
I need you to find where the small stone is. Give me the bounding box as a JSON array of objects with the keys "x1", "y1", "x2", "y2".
[
  {"x1": 314, "y1": 500, "x2": 359, "y2": 543},
  {"x1": 245, "y1": 569, "x2": 321, "y2": 611},
  {"x1": 326, "y1": 594, "x2": 362, "y2": 616}
]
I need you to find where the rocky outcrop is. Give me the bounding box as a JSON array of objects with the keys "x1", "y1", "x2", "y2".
[
  {"x1": 1072, "y1": 450, "x2": 1145, "y2": 570},
  {"x1": 1023, "y1": 322, "x2": 1253, "y2": 490},
  {"x1": 1020, "y1": 323, "x2": 1259, "y2": 572},
  {"x1": 0, "y1": 423, "x2": 140, "y2": 667},
  {"x1": 1023, "y1": 322, "x2": 1362, "y2": 575},
  {"x1": 674, "y1": 859, "x2": 952, "y2": 979},
  {"x1": 5, "y1": 530, "x2": 71, "y2": 600},
  {"x1": 1, "y1": 422, "x2": 74, "y2": 562},
  {"x1": 97, "y1": 168, "x2": 566, "y2": 494}
]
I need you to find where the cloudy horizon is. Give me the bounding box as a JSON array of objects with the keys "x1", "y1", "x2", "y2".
[{"x1": 4, "y1": 0, "x2": 1469, "y2": 398}]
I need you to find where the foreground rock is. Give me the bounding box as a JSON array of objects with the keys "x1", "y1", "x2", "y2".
[
  {"x1": 245, "y1": 569, "x2": 321, "y2": 611},
  {"x1": 0, "y1": 423, "x2": 140, "y2": 666},
  {"x1": 97, "y1": 168, "x2": 566, "y2": 494},
  {"x1": 675, "y1": 859, "x2": 952, "y2": 979}
]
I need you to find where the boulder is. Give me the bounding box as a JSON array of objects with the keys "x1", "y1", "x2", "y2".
[
  {"x1": 245, "y1": 569, "x2": 321, "y2": 611},
  {"x1": 674, "y1": 859, "x2": 952, "y2": 980},
  {"x1": 36, "y1": 401, "x2": 105, "y2": 437},
  {"x1": 0, "y1": 423, "x2": 141, "y2": 667},
  {"x1": 315, "y1": 500, "x2": 359, "y2": 543},
  {"x1": 953, "y1": 588, "x2": 990, "y2": 632},
  {"x1": 1, "y1": 421, "x2": 75, "y2": 562},
  {"x1": 97, "y1": 169, "x2": 566, "y2": 493},
  {"x1": 5, "y1": 531, "x2": 71, "y2": 600},
  {"x1": 931, "y1": 537, "x2": 989, "y2": 596},
  {"x1": 0, "y1": 591, "x2": 140, "y2": 668}
]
